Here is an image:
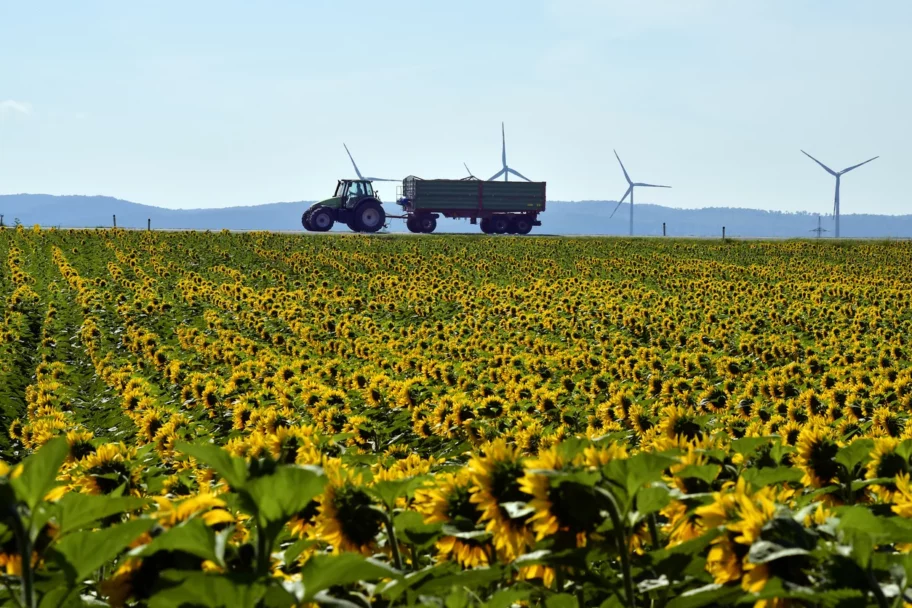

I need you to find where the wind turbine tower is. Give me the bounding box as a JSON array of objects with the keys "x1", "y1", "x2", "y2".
[
  {"x1": 488, "y1": 123, "x2": 531, "y2": 182},
  {"x1": 610, "y1": 150, "x2": 671, "y2": 236},
  {"x1": 801, "y1": 150, "x2": 878, "y2": 238},
  {"x1": 343, "y1": 144, "x2": 397, "y2": 182}
]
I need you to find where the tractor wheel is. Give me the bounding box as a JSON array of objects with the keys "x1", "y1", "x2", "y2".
[
  {"x1": 417, "y1": 215, "x2": 437, "y2": 233},
  {"x1": 479, "y1": 218, "x2": 493, "y2": 234},
  {"x1": 354, "y1": 200, "x2": 385, "y2": 233},
  {"x1": 309, "y1": 207, "x2": 335, "y2": 232},
  {"x1": 491, "y1": 215, "x2": 510, "y2": 234},
  {"x1": 406, "y1": 216, "x2": 421, "y2": 233},
  {"x1": 302, "y1": 211, "x2": 313, "y2": 231},
  {"x1": 512, "y1": 217, "x2": 533, "y2": 235}
]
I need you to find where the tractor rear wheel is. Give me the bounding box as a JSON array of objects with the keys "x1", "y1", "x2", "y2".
[
  {"x1": 491, "y1": 215, "x2": 510, "y2": 234},
  {"x1": 512, "y1": 217, "x2": 533, "y2": 235},
  {"x1": 309, "y1": 207, "x2": 335, "y2": 232},
  {"x1": 417, "y1": 215, "x2": 437, "y2": 233},
  {"x1": 302, "y1": 211, "x2": 313, "y2": 231},
  {"x1": 354, "y1": 200, "x2": 385, "y2": 233}
]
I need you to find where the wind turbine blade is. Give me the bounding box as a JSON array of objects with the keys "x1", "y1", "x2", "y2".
[
  {"x1": 344, "y1": 143, "x2": 364, "y2": 180},
  {"x1": 801, "y1": 150, "x2": 837, "y2": 176},
  {"x1": 507, "y1": 168, "x2": 532, "y2": 182},
  {"x1": 501, "y1": 122, "x2": 507, "y2": 168},
  {"x1": 839, "y1": 156, "x2": 879, "y2": 174},
  {"x1": 363, "y1": 177, "x2": 398, "y2": 182},
  {"x1": 464, "y1": 163, "x2": 474, "y2": 177},
  {"x1": 609, "y1": 187, "x2": 633, "y2": 218},
  {"x1": 613, "y1": 150, "x2": 632, "y2": 185},
  {"x1": 634, "y1": 183, "x2": 671, "y2": 188},
  {"x1": 489, "y1": 169, "x2": 506, "y2": 181}
]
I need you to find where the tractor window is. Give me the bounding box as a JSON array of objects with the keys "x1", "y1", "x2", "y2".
[
  {"x1": 364, "y1": 182, "x2": 374, "y2": 197},
  {"x1": 334, "y1": 182, "x2": 346, "y2": 197},
  {"x1": 348, "y1": 182, "x2": 363, "y2": 198}
]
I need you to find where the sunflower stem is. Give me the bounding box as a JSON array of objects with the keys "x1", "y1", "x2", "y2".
[
  {"x1": 383, "y1": 515, "x2": 404, "y2": 571},
  {"x1": 647, "y1": 514, "x2": 659, "y2": 548},
  {"x1": 255, "y1": 523, "x2": 272, "y2": 578},
  {"x1": 601, "y1": 489, "x2": 636, "y2": 608},
  {"x1": 867, "y1": 565, "x2": 889, "y2": 608},
  {"x1": 9, "y1": 509, "x2": 34, "y2": 608}
]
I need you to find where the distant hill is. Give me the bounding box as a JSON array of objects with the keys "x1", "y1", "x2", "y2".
[{"x1": 1, "y1": 193, "x2": 910, "y2": 238}]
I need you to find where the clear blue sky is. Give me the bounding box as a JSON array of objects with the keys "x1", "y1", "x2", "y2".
[{"x1": 1, "y1": 1, "x2": 910, "y2": 214}]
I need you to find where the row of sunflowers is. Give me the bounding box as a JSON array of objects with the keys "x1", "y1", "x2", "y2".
[{"x1": 2, "y1": 225, "x2": 912, "y2": 607}]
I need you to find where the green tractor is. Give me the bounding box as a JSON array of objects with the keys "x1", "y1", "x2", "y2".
[{"x1": 302, "y1": 180, "x2": 386, "y2": 233}]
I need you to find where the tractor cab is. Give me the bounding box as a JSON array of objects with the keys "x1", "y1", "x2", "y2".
[{"x1": 337, "y1": 179, "x2": 376, "y2": 208}]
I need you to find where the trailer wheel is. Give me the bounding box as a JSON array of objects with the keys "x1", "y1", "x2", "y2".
[
  {"x1": 479, "y1": 218, "x2": 493, "y2": 234},
  {"x1": 512, "y1": 217, "x2": 533, "y2": 235},
  {"x1": 354, "y1": 200, "x2": 385, "y2": 233},
  {"x1": 309, "y1": 207, "x2": 335, "y2": 232},
  {"x1": 417, "y1": 215, "x2": 437, "y2": 233},
  {"x1": 491, "y1": 215, "x2": 510, "y2": 234},
  {"x1": 406, "y1": 216, "x2": 421, "y2": 233}
]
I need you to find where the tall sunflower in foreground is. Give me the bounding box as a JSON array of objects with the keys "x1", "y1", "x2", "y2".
[
  {"x1": 519, "y1": 445, "x2": 606, "y2": 549},
  {"x1": 794, "y1": 425, "x2": 842, "y2": 488},
  {"x1": 695, "y1": 478, "x2": 777, "y2": 589},
  {"x1": 415, "y1": 470, "x2": 489, "y2": 568},
  {"x1": 866, "y1": 437, "x2": 910, "y2": 502},
  {"x1": 317, "y1": 463, "x2": 384, "y2": 555},
  {"x1": 75, "y1": 443, "x2": 142, "y2": 496},
  {"x1": 468, "y1": 439, "x2": 533, "y2": 561}
]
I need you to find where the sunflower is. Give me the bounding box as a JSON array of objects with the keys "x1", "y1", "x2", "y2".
[
  {"x1": 658, "y1": 405, "x2": 703, "y2": 445},
  {"x1": 317, "y1": 465, "x2": 384, "y2": 555},
  {"x1": 794, "y1": 425, "x2": 842, "y2": 488},
  {"x1": 65, "y1": 429, "x2": 96, "y2": 461},
  {"x1": 468, "y1": 439, "x2": 534, "y2": 561},
  {"x1": 77, "y1": 443, "x2": 142, "y2": 496},
  {"x1": 865, "y1": 437, "x2": 909, "y2": 501},
  {"x1": 155, "y1": 494, "x2": 234, "y2": 528},
  {"x1": 415, "y1": 470, "x2": 489, "y2": 568},
  {"x1": 518, "y1": 445, "x2": 601, "y2": 547},
  {"x1": 99, "y1": 558, "x2": 142, "y2": 607}
]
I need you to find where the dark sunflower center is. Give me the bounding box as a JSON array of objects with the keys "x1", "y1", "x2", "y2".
[
  {"x1": 673, "y1": 415, "x2": 702, "y2": 441},
  {"x1": 333, "y1": 485, "x2": 382, "y2": 546},
  {"x1": 489, "y1": 460, "x2": 526, "y2": 505},
  {"x1": 809, "y1": 439, "x2": 840, "y2": 484},
  {"x1": 876, "y1": 452, "x2": 909, "y2": 480},
  {"x1": 445, "y1": 485, "x2": 478, "y2": 522},
  {"x1": 547, "y1": 483, "x2": 600, "y2": 534},
  {"x1": 89, "y1": 461, "x2": 133, "y2": 494}
]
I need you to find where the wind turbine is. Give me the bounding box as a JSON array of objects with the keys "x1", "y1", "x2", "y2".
[
  {"x1": 464, "y1": 163, "x2": 476, "y2": 179},
  {"x1": 343, "y1": 143, "x2": 397, "y2": 182},
  {"x1": 801, "y1": 150, "x2": 878, "y2": 238},
  {"x1": 488, "y1": 123, "x2": 531, "y2": 182},
  {"x1": 609, "y1": 150, "x2": 671, "y2": 236}
]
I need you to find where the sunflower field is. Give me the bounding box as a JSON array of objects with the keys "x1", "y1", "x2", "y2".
[{"x1": 2, "y1": 227, "x2": 912, "y2": 608}]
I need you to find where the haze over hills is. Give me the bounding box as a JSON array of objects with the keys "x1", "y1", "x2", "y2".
[{"x1": 1, "y1": 194, "x2": 910, "y2": 238}]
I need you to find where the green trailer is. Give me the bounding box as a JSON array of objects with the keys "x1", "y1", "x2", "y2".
[{"x1": 396, "y1": 176, "x2": 546, "y2": 234}]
